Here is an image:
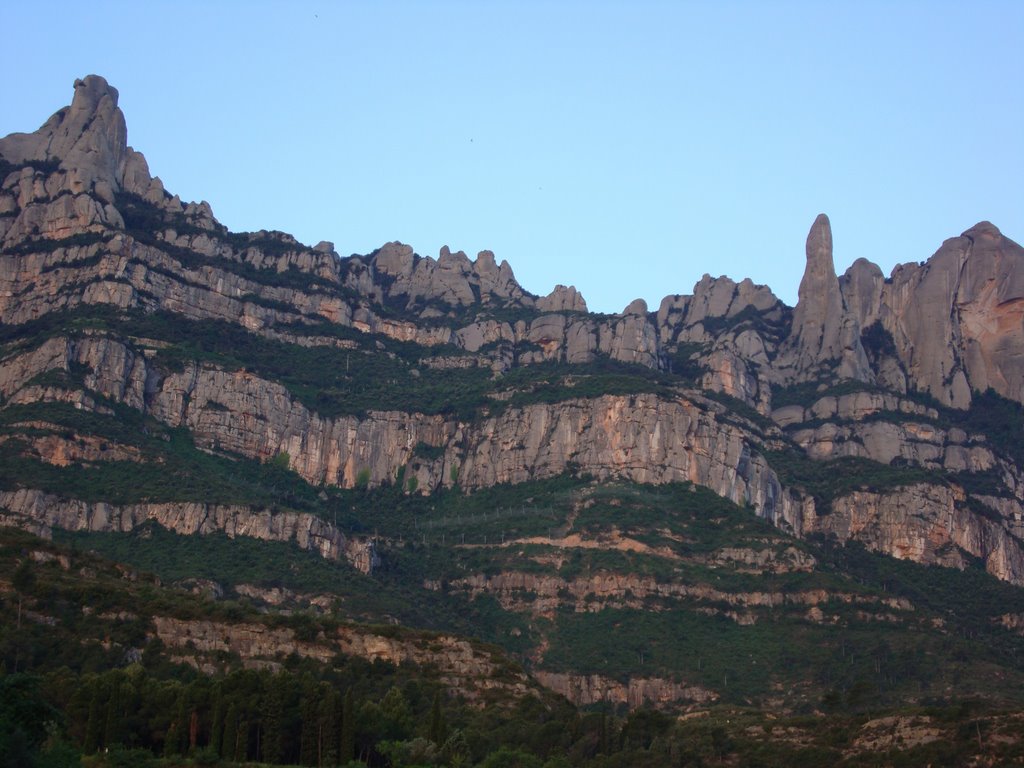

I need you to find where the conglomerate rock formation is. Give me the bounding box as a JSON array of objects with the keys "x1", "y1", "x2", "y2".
[{"x1": 2, "y1": 79, "x2": 1024, "y2": 599}]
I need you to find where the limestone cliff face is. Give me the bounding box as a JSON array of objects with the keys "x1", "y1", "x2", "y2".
[
  {"x1": 533, "y1": 671, "x2": 716, "y2": 709},
  {"x1": 424, "y1": 569, "x2": 909, "y2": 621},
  {"x1": 0, "y1": 334, "x2": 799, "y2": 524},
  {"x1": 816, "y1": 483, "x2": 1024, "y2": 584},
  {"x1": 769, "y1": 389, "x2": 1024, "y2": 584},
  {"x1": 151, "y1": 616, "x2": 534, "y2": 701},
  {"x1": 0, "y1": 487, "x2": 379, "y2": 572},
  {"x1": 458, "y1": 393, "x2": 793, "y2": 517}
]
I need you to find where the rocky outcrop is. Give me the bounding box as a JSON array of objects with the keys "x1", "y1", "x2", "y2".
[
  {"x1": 790, "y1": 419, "x2": 997, "y2": 474},
  {"x1": 1, "y1": 76, "x2": 127, "y2": 194},
  {"x1": 0, "y1": 487, "x2": 376, "y2": 569},
  {"x1": 0, "y1": 429, "x2": 145, "y2": 466},
  {"x1": 954, "y1": 223, "x2": 1024, "y2": 403},
  {"x1": 656, "y1": 275, "x2": 781, "y2": 341},
  {"x1": 0, "y1": 76, "x2": 174, "y2": 246},
  {"x1": 852, "y1": 716, "x2": 944, "y2": 752},
  {"x1": 771, "y1": 391, "x2": 940, "y2": 428},
  {"x1": 425, "y1": 570, "x2": 912, "y2": 620},
  {"x1": 151, "y1": 616, "x2": 534, "y2": 701},
  {"x1": 814, "y1": 483, "x2": 1024, "y2": 584},
  {"x1": 233, "y1": 583, "x2": 335, "y2": 612},
  {"x1": 537, "y1": 284, "x2": 587, "y2": 313},
  {"x1": 370, "y1": 243, "x2": 530, "y2": 309},
  {"x1": 782, "y1": 394, "x2": 999, "y2": 473},
  {"x1": 836, "y1": 222, "x2": 1024, "y2": 409},
  {"x1": 655, "y1": 275, "x2": 785, "y2": 410},
  {"x1": 533, "y1": 671, "x2": 716, "y2": 709},
  {"x1": 703, "y1": 545, "x2": 817, "y2": 574}
]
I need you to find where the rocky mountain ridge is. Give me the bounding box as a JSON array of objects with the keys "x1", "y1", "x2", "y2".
[
  {"x1": 4, "y1": 76, "x2": 1024, "y2": 714},
  {"x1": 3, "y1": 76, "x2": 1024, "y2": 578},
  {"x1": 4, "y1": 79, "x2": 1023, "y2": 410}
]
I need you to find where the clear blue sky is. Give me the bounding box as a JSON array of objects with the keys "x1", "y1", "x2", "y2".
[{"x1": 2, "y1": 1, "x2": 1021, "y2": 313}]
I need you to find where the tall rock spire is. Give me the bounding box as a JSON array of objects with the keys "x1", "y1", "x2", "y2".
[
  {"x1": 783, "y1": 214, "x2": 872, "y2": 382},
  {"x1": 49, "y1": 75, "x2": 129, "y2": 185},
  {"x1": 0, "y1": 76, "x2": 126, "y2": 186}
]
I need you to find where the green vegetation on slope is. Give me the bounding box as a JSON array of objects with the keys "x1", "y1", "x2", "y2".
[
  {"x1": 0, "y1": 400, "x2": 320, "y2": 510},
  {"x1": 764, "y1": 451, "x2": 941, "y2": 506},
  {"x1": 40, "y1": 474, "x2": 1024, "y2": 709},
  {"x1": 6, "y1": 524, "x2": 1024, "y2": 767},
  {"x1": 1, "y1": 305, "x2": 691, "y2": 422}
]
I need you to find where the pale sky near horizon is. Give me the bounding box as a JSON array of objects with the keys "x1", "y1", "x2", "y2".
[{"x1": 1, "y1": 1, "x2": 1021, "y2": 313}]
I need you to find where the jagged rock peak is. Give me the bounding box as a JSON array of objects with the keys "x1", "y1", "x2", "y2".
[
  {"x1": 371, "y1": 241, "x2": 416, "y2": 277},
  {"x1": 537, "y1": 285, "x2": 587, "y2": 313},
  {"x1": 0, "y1": 75, "x2": 126, "y2": 182},
  {"x1": 0, "y1": 75, "x2": 168, "y2": 208},
  {"x1": 783, "y1": 214, "x2": 872, "y2": 382},
  {"x1": 789, "y1": 213, "x2": 842, "y2": 359}
]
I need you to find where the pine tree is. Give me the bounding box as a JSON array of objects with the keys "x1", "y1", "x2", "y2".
[
  {"x1": 164, "y1": 694, "x2": 188, "y2": 757},
  {"x1": 263, "y1": 674, "x2": 288, "y2": 764},
  {"x1": 12, "y1": 559, "x2": 34, "y2": 631},
  {"x1": 83, "y1": 687, "x2": 104, "y2": 755},
  {"x1": 319, "y1": 689, "x2": 339, "y2": 766},
  {"x1": 103, "y1": 677, "x2": 125, "y2": 750},
  {"x1": 441, "y1": 729, "x2": 470, "y2": 768},
  {"x1": 235, "y1": 717, "x2": 249, "y2": 763},
  {"x1": 299, "y1": 694, "x2": 319, "y2": 766},
  {"x1": 340, "y1": 689, "x2": 355, "y2": 765},
  {"x1": 189, "y1": 709, "x2": 200, "y2": 754},
  {"x1": 428, "y1": 691, "x2": 448, "y2": 746},
  {"x1": 221, "y1": 702, "x2": 239, "y2": 761},
  {"x1": 210, "y1": 687, "x2": 225, "y2": 757},
  {"x1": 163, "y1": 721, "x2": 179, "y2": 758},
  {"x1": 379, "y1": 686, "x2": 411, "y2": 741}
]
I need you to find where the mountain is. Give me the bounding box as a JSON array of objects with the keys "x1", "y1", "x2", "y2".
[{"x1": 3, "y1": 75, "x2": 1024, "y2": 764}]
